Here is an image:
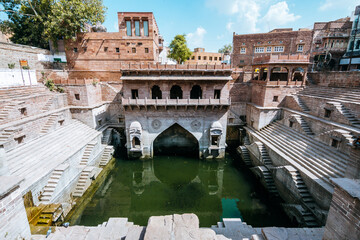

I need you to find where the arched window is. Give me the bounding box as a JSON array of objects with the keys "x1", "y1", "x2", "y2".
[
  {"x1": 170, "y1": 85, "x2": 183, "y2": 99},
  {"x1": 190, "y1": 85, "x2": 202, "y2": 99},
  {"x1": 151, "y1": 85, "x2": 162, "y2": 99},
  {"x1": 132, "y1": 137, "x2": 141, "y2": 149}
]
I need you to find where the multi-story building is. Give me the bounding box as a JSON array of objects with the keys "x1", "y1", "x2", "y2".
[
  {"x1": 186, "y1": 48, "x2": 223, "y2": 65},
  {"x1": 65, "y1": 12, "x2": 164, "y2": 70},
  {"x1": 232, "y1": 28, "x2": 313, "y2": 69},
  {"x1": 311, "y1": 17, "x2": 352, "y2": 71},
  {"x1": 340, "y1": 5, "x2": 360, "y2": 70}
]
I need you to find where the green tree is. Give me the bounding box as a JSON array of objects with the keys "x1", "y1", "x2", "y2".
[
  {"x1": 218, "y1": 44, "x2": 232, "y2": 53},
  {"x1": 0, "y1": 0, "x2": 107, "y2": 49},
  {"x1": 168, "y1": 34, "x2": 192, "y2": 64}
]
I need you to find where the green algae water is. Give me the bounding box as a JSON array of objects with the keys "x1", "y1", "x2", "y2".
[{"x1": 69, "y1": 153, "x2": 294, "y2": 227}]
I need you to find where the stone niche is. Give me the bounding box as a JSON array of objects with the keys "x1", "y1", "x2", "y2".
[
  {"x1": 208, "y1": 121, "x2": 224, "y2": 158},
  {"x1": 128, "y1": 121, "x2": 143, "y2": 158}
]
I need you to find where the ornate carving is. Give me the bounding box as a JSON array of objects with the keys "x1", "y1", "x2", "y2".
[
  {"x1": 191, "y1": 120, "x2": 201, "y2": 130},
  {"x1": 151, "y1": 119, "x2": 161, "y2": 130}
]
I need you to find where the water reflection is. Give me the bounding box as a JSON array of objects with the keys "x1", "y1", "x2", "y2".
[{"x1": 70, "y1": 155, "x2": 294, "y2": 227}]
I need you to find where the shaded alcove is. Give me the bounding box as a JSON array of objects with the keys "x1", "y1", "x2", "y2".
[
  {"x1": 190, "y1": 85, "x2": 202, "y2": 99},
  {"x1": 153, "y1": 123, "x2": 199, "y2": 157},
  {"x1": 170, "y1": 85, "x2": 183, "y2": 99},
  {"x1": 151, "y1": 85, "x2": 162, "y2": 99}
]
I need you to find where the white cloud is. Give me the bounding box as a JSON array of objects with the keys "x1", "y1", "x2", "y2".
[
  {"x1": 319, "y1": 0, "x2": 359, "y2": 12},
  {"x1": 261, "y1": 2, "x2": 301, "y2": 27},
  {"x1": 206, "y1": 0, "x2": 300, "y2": 34},
  {"x1": 186, "y1": 27, "x2": 207, "y2": 49}
]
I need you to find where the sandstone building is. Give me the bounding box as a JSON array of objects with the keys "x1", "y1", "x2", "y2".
[
  {"x1": 232, "y1": 28, "x2": 313, "y2": 69},
  {"x1": 65, "y1": 12, "x2": 164, "y2": 70},
  {"x1": 185, "y1": 48, "x2": 223, "y2": 65}
]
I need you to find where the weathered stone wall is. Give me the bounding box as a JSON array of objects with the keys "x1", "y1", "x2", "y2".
[
  {"x1": 64, "y1": 84, "x2": 103, "y2": 107},
  {"x1": 0, "y1": 177, "x2": 31, "y2": 240},
  {"x1": 246, "y1": 104, "x2": 281, "y2": 130},
  {"x1": 308, "y1": 71, "x2": 360, "y2": 88},
  {"x1": 0, "y1": 42, "x2": 51, "y2": 70},
  {"x1": 323, "y1": 178, "x2": 360, "y2": 240},
  {"x1": 71, "y1": 103, "x2": 110, "y2": 129}
]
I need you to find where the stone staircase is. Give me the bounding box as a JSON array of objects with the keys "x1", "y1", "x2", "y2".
[
  {"x1": 39, "y1": 163, "x2": 69, "y2": 203},
  {"x1": 298, "y1": 87, "x2": 360, "y2": 104},
  {"x1": 259, "y1": 166, "x2": 279, "y2": 197},
  {"x1": 45, "y1": 217, "x2": 140, "y2": 240},
  {"x1": 41, "y1": 97, "x2": 54, "y2": 113},
  {"x1": 292, "y1": 95, "x2": 310, "y2": 112},
  {"x1": 0, "y1": 101, "x2": 22, "y2": 123},
  {"x1": 40, "y1": 114, "x2": 59, "y2": 135},
  {"x1": 99, "y1": 145, "x2": 115, "y2": 166},
  {"x1": 293, "y1": 115, "x2": 314, "y2": 136},
  {"x1": 288, "y1": 168, "x2": 318, "y2": 227},
  {"x1": 258, "y1": 143, "x2": 272, "y2": 165},
  {"x1": 247, "y1": 122, "x2": 348, "y2": 193},
  {"x1": 211, "y1": 218, "x2": 260, "y2": 240},
  {"x1": 328, "y1": 101, "x2": 360, "y2": 128},
  {"x1": 79, "y1": 141, "x2": 97, "y2": 166},
  {"x1": 0, "y1": 128, "x2": 14, "y2": 144},
  {"x1": 237, "y1": 146, "x2": 252, "y2": 166},
  {"x1": 73, "y1": 167, "x2": 94, "y2": 197},
  {"x1": 101, "y1": 128, "x2": 113, "y2": 144}
]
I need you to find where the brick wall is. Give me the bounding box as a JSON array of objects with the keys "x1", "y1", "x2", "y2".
[
  {"x1": 232, "y1": 29, "x2": 313, "y2": 68},
  {"x1": 309, "y1": 71, "x2": 360, "y2": 88},
  {"x1": 0, "y1": 42, "x2": 51, "y2": 70},
  {"x1": 323, "y1": 178, "x2": 360, "y2": 240}
]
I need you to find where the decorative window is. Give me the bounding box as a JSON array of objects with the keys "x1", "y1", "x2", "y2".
[
  {"x1": 145, "y1": 48, "x2": 149, "y2": 53},
  {"x1": 255, "y1": 47, "x2": 264, "y2": 53},
  {"x1": 266, "y1": 47, "x2": 272, "y2": 52},
  {"x1": 209, "y1": 56, "x2": 213, "y2": 61},
  {"x1": 214, "y1": 89, "x2": 221, "y2": 99},
  {"x1": 143, "y1": 21, "x2": 149, "y2": 36},
  {"x1": 274, "y1": 46, "x2": 284, "y2": 52},
  {"x1": 240, "y1": 47, "x2": 246, "y2": 54},
  {"x1": 135, "y1": 21, "x2": 140, "y2": 36},
  {"x1": 203, "y1": 56, "x2": 207, "y2": 60},
  {"x1": 132, "y1": 48, "x2": 136, "y2": 53},
  {"x1": 192, "y1": 56, "x2": 195, "y2": 60},
  {"x1": 297, "y1": 45, "x2": 304, "y2": 52},
  {"x1": 198, "y1": 56, "x2": 201, "y2": 60},
  {"x1": 126, "y1": 21, "x2": 132, "y2": 36},
  {"x1": 131, "y1": 89, "x2": 138, "y2": 99},
  {"x1": 242, "y1": 43, "x2": 246, "y2": 45},
  {"x1": 219, "y1": 57, "x2": 222, "y2": 61},
  {"x1": 214, "y1": 57, "x2": 217, "y2": 60}
]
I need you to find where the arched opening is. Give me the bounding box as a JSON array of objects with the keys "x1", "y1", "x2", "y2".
[
  {"x1": 151, "y1": 85, "x2": 162, "y2": 99},
  {"x1": 190, "y1": 85, "x2": 202, "y2": 99},
  {"x1": 252, "y1": 68, "x2": 260, "y2": 80},
  {"x1": 132, "y1": 137, "x2": 141, "y2": 149},
  {"x1": 153, "y1": 123, "x2": 199, "y2": 157},
  {"x1": 292, "y1": 67, "x2": 304, "y2": 81},
  {"x1": 270, "y1": 67, "x2": 288, "y2": 81},
  {"x1": 259, "y1": 67, "x2": 268, "y2": 80},
  {"x1": 170, "y1": 85, "x2": 183, "y2": 99}
]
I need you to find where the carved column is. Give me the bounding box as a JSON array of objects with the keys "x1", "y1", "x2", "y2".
[{"x1": 266, "y1": 66, "x2": 271, "y2": 82}]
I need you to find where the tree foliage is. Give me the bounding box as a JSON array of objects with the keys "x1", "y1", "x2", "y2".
[
  {"x1": 218, "y1": 44, "x2": 232, "y2": 53},
  {"x1": 0, "y1": 0, "x2": 107, "y2": 49},
  {"x1": 168, "y1": 34, "x2": 192, "y2": 64}
]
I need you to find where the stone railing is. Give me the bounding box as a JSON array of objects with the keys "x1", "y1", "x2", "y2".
[
  {"x1": 119, "y1": 62, "x2": 232, "y2": 70},
  {"x1": 122, "y1": 97, "x2": 231, "y2": 106},
  {"x1": 253, "y1": 54, "x2": 310, "y2": 65}
]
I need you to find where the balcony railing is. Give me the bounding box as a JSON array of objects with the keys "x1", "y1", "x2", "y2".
[
  {"x1": 122, "y1": 97, "x2": 231, "y2": 107},
  {"x1": 253, "y1": 54, "x2": 310, "y2": 65}
]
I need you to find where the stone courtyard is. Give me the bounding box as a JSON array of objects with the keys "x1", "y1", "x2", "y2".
[{"x1": 0, "y1": 3, "x2": 360, "y2": 240}]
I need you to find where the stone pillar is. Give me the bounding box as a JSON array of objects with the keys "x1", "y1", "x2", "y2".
[
  {"x1": 251, "y1": 67, "x2": 254, "y2": 80},
  {"x1": 302, "y1": 69, "x2": 308, "y2": 86},
  {"x1": 323, "y1": 178, "x2": 360, "y2": 240},
  {"x1": 0, "y1": 145, "x2": 8, "y2": 176},
  {"x1": 266, "y1": 66, "x2": 271, "y2": 82},
  {"x1": 345, "y1": 136, "x2": 360, "y2": 179},
  {"x1": 287, "y1": 67, "x2": 293, "y2": 85}
]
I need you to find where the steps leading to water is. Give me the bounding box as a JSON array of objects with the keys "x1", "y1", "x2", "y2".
[
  {"x1": 246, "y1": 122, "x2": 348, "y2": 193},
  {"x1": 292, "y1": 114, "x2": 314, "y2": 136},
  {"x1": 298, "y1": 87, "x2": 360, "y2": 104},
  {"x1": 292, "y1": 95, "x2": 310, "y2": 112},
  {"x1": 101, "y1": 127, "x2": 113, "y2": 144},
  {"x1": 327, "y1": 101, "x2": 360, "y2": 128},
  {"x1": 79, "y1": 141, "x2": 97, "y2": 166},
  {"x1": 73, "y1": 167, "x2": 93, "y2": 197},
  {"x1": 39, "y1": 163, "x2": 69, "y2": 203},
  {"x1": 40, "y1": 114, "x2": 59, "y2": 135},
  {"x1": 99, "y1": 145, "x2": 114, "y2": 166},
  {"x1": 237, "y1": 146, "x2": 252, "y2": 166}
]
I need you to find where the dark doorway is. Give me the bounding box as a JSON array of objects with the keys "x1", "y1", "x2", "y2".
[
  {"x1": 170, "y1": 85, "x2": 183, "y2": 99},
  {"x1": 151, "y1": 85, "x2": 162, "y2": 99},
  {"x1": 190, "y1": 85, "x2": 202, "y2": 99},
  {"x1": 153, "y1": 123, "x2": 198, "y2": 157}
]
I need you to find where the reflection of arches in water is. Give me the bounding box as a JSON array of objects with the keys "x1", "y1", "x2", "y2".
[
  {"x1": 170, "y1": 85, "x2": 183, "y2": 99},
  {"x1": 190, "y1": 85, "x2": 202, "y2": 99},
  {"x1": 153, "y1": 123, "x2": 199, "y2": 157},
  {"x1": 151, "y1": 85, "x2": 162, "y2": 99}
]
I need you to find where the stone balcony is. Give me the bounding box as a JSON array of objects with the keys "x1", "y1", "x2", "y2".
[{"x1": 122, "y1": 97, "x2": 230, "y2": 110}]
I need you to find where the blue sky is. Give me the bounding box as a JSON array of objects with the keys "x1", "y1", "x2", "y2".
[
  {"x1": 1, "y1": 0, "x2": 359, "y2": 52},
  {"x1": 101, "y1": 0, "x2": 358, "y2": 52}
]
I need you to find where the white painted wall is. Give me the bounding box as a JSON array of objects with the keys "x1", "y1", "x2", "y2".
[{"x1": 0, "y1": 69, "x2": 38, "y2": 87}]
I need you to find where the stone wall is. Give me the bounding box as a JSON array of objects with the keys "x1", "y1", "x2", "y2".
[
  {"x1": 0, "y1": 177, "x2": 31, "y2": 239},
  {"x1": 246, "y1": 104, "x2": 281, "y2": 130},
  {"x1": 0, "y1": 69, "x2": 38, "y2": 87},
  {"x1": 309, "y1": 71, "x2": 360, "y2": 88},
  {"x1": 323, "y1": 178, "x2": 360, "y2": 240},
  {"x1": 0, "y1": 42, "x2": 51, "y2": 70}
]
